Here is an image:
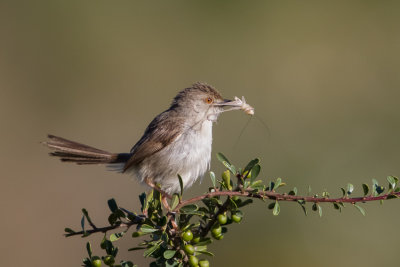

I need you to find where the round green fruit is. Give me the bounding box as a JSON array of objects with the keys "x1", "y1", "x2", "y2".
[
  {"x1": 231, "y1": 213, "x2": 242, "y2": 223},
  {"x1": 103, "y1": 255, "x2": 115, "y2": 266},
  {"x1": 217, "y1": 214, "x2": 227, "y2": 225},
  {"x1": 91, "y1": 257, "x2": 102, "y2": 267},
  {"x1": 215, "y1": 234, "x2": 224, "y2": 240},
  {"x1": 182, "y1": 230, "x2": 194, "y2": 242},
  {"x1": 189, "y1": 255, "x2": 199, "y2": 267},
  {"x1": 199, "y1": 259, "x2": 210, "y2": 267},
  {"x1": 211, "y1": 225, "x2": 222, "y2": 237},
  {"x1": 184, "y1": 244, "x2": 195, "y2": 255}
]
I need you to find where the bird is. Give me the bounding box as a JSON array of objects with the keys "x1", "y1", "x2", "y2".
[{"x1": 44, "y1": 82, "x2": 251, "y2": 204}]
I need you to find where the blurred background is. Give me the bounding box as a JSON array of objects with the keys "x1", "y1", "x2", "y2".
[{"x1": 1, "y1": 1, "x2": 400, "y2": 266}]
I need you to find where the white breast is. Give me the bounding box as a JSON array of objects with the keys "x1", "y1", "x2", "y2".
[{"x1": 149, "y1": 119, "x2": 213, "y2": 194}]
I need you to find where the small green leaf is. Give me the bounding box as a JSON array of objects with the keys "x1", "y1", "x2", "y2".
[
  {"x1": 64, "y1": 227, "x2": 75, "y2": 234},
  {"x1": 143, "y1": 241, "x2": 162, "y2": 257},
  {"x1": 81, "y1": 215, "x2": 85, "y2": 233},
  {"x1": 347, "y1": 183, "x2": 354, "y2": 195},
  {"x1": 140, "y1": 224, "x2": 159, "y2": 233},
  {"x1": 110, "y1": 232, "x2": 125, "y2": 242},
  {"x1": 288, "y1": 187, "x2": 298, "y2": 196},
  {"x1": 387, "y1": 175, "x2": 397, "y2": 190},
  {"x1": 354, "y1": 204, "x2": 366, "y2": 216},
  {"x1": 86, "y1": 242, "x2": 92, "y2": 258},
  {"x1": 340, "y1": 188, "x2": 346, "y2": 197},
  {"x1": 318, "y1": 205, "x2": 322, "y2": 217},
  {"x1": 163, "y1": 250, "x2": 176, "y2": 260},
  {"x1": 243, "y1": 158, "x2": 260, "y2": 175},
  {"x1": 376, "y1": 185, "x2": 385, "y2": 195},
  {"x1": 272, "y1": 201, "x2": 280, "y2": 216},
  {"x1": 178, "y1": 174, "x2": 184, "y2": 196},
  {"x1": 362, "y1": 184, "x2": 369, "y2": 196},
  {"x1": 333, "y1": 203, "x2": 341, "y2": 212},
  {"x1": 180, "y1": 204, "x2": 198, "y2": 213},
  {"x1": 297, "y1": 201, "x2": 307, "y2": 216},
  {"x1": 216, "y1": 153, "x2": 236, "y2": 174},
  {"x1": 196, "y1": 250, "x2": 214, "y2": 257},
  {"x1": 108, "y1": 198, "x2": 118, "y2": 213},
  {"x1": 209, "y1": 171, "x2": 216, "y2": 188},
  {"x1": 216, "y1": 152, "x2": 231, "y2": 165},
  {"x1": 250, "y1": 164, "x2": 261, "y2": 183},
  {"x1": 171, "y1": 194, "x2": 180, "y2": 210}
]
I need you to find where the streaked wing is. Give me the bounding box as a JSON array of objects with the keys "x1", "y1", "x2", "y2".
[{"x1": 123, "y1": 110, "x2": 184, "y2": 172}]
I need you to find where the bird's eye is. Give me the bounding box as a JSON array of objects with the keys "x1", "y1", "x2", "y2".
[{"x1": 205, "y1": 97, "x2": 213, "y2": 104}]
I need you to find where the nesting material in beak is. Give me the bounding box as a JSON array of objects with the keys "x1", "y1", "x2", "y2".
[{"x1": 216, "y1": 96, "x2": 254, "y2": 115}]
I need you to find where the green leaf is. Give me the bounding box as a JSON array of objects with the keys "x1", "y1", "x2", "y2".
[
  {"x1": 250, "y1": 164, "x2": 261, "y2": 183},
  {"x1": 180, "y1": 204, "x2": 204, "y2": 216},
  {"x1": 298, "y1": 202, "x2": 307, "y2": 216},
  {"x1": 196, "y1": 250, "x2": 214, "y2": 257},
  {"x1": 128, "y1": 247, "x2": 146, "y2": 251},
  {"x1": 272, "y1": 201, "x2": 280, "y2": 216},
  {"x1": 243, "y1": 158, "x2": 260, "y2": 175},
  {"x1": 86, "y1": 242, "x2": 92, "y2": 258},
  {"x1": 110, "y1": 232, "x2": 125, "y2": 242},
  {"x1": 195, "y1": 238, "x2": 213, "y2": 246},
  {"x1": 354, "y1": 204, "x2": 366, "y2": 216},
  {"x1": 288, "y1": 187, "x2": 298, "y2": 196},
  {"x1": 209, "y1": 171, "x2": 216, "y2": 188},
  {"x1": 340, "y1": 188, "x2": 346, "y2": 197},
  {"x1": 108, "y1": 198, "x2": 118, "y2": 213},
  {"x1": 178, "y1": 174, "x2": 184, "y2": 196},
  {"x1": 163, "y1": 250, "x2": 176, "y2": 260},
  {"x1": 362, "y1": 184, "x2": 369, "y2": 196},
  {"x1": 347, "y1": 183, "x2": 354, "y2": 195},
  {"x1": 216, "y1": 153, "x2": 236, "y2": 174},
  {"x1": 140, "y1": 224, "x2": 159, "y2": 233},
  {"x1": 171, "y1": 194, "x2": 180, "y2": 210},
  {"x1": 333, "y1": 203, "x2": 341, "y2": 212},
  {"x1": 143, "y1": 241, "x2": 162, "y2": 257},
  {"x1": 387, "y1": 194, "x2": 399, "y2": 199},
  {"x1": 216, "y1": 152, "x2": 231, "y2": 165},
  {"x1": 81, "y1": 215, "x2": 85, "y2": 233},
  {"x1": 64, "y1": 227, "x2": 75, "y2": 234},
  {"x1": 318, "y1": 205, "x2": 322, "y2": 217},
  {"x1": 372, "y1": 178, "x2": 379, "y2": 196},
  {"x1": 387, "y1": 175, "x2": 397, "y2": 190}
]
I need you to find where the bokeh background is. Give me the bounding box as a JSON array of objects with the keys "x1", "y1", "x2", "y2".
[{"x1": 1, "y1": 1, "x2": 400, "y2": 266}]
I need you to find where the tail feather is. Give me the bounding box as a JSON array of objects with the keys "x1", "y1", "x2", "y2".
[{"x1": 44, "y1": 134, "x2": 130, "y2": 165}]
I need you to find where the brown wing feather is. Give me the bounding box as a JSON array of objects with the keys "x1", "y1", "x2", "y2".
[{"x1": 123, "y1": 110, "x2": 184, "y2": 172}]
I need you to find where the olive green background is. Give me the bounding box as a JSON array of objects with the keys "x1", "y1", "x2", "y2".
[{"x1": 1, "y1": 1, "x2": 400, "y2": 266}]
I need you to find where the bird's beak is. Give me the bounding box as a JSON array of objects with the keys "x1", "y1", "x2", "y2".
[{"x1": 214, "y1": 99, "x2": 238, "y2": 107}]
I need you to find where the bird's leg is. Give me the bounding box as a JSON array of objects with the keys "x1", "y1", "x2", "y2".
[{"x1": 144, "y1": 178, "x2": 172, "y2": 211}]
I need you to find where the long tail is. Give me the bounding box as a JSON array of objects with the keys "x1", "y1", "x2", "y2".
[{"x1": 44, "y1": 134, "x2": 131, "y2": 165}]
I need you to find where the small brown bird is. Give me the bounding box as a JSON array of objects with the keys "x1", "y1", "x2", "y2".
[{"x1": 45, "y1": 82, "x2": 253, "y2": 203}]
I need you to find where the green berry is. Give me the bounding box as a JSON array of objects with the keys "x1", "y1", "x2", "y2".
[
  {"x1": 217, "y1": 214, "x2": 227, "y2": 225},
  {"x1": 182, "y1": 230, "x2": 194, "y2": 241},
  {"x1": 199, "y1": 259, "x2": 210, "y2": 267},
  {"x1": 103, "y1": 255, "x2": 115, "y2": 266},
  {"x1": 91, "y1": 257, "x2": 102, "y2": 267},
  {"x1": 184, "y1": 244, "x2": 195, "y2": 255},
  {"x1": 215, "y1": 234, "x2": 224, "y2": 240},
  {"x1": 232, "y1": 213, "x2": 242, "y2": 223},
  {"x1": 211, "y1": 225, "x2": 222, "y2": 237},
  {"x1": 189, "y1": 255, "x2": 199, "y2": 267}
]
